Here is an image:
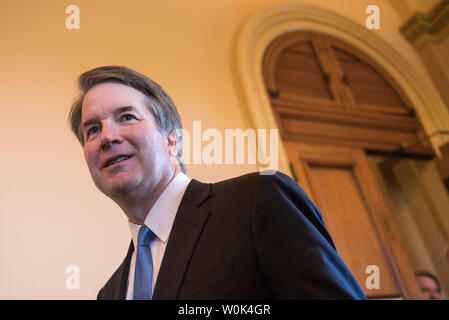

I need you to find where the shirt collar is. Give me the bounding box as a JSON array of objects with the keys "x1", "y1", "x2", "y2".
[{"x1": 128, "y1": 172, "x2": 191, "y2": 247}]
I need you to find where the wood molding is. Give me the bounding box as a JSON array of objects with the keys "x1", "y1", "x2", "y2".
[
  {"x1": 400, "y1": 0, "x2": 449, "y2": 48},
  {"x1": 273, "y1": 107, "x2": 433, "y2": 156}
]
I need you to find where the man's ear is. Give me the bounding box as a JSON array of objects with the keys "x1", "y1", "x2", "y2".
[{"x1": 167, "y1": 131, "x2": 178, "y2": 157}]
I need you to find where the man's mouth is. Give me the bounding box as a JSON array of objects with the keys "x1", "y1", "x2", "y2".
[{"x1": 104, "y1": 155, "x2": 133, "y2": 168}]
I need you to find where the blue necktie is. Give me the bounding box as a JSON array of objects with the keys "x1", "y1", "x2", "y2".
[{"x1": 133, "y1": 225, "x2": 154, "y2": 300}]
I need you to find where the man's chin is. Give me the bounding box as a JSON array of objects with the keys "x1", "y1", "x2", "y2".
[{"x1": 101, "y1": 179, "x2": 140, "y2": 198}]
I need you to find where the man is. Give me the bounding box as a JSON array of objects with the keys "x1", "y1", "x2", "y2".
[
  {"x1": 69, "y1": 65, "x2": 365, "y2": 299},
  {"x1": 416, "y1": 271, "x2": 441, "y2": 300}
]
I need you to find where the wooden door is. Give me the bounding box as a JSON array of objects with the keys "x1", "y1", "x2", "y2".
[{"x1": 285, "y1": 142, "x2": 422, "y2": 299}]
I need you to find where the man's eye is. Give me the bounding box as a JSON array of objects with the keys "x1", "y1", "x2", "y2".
[
  {"x1": 87, "y1": 126, "x2": 100, "y2": 137},
  {"x1": 119, "y1": 114, "x2": 137, "y2": 122}
]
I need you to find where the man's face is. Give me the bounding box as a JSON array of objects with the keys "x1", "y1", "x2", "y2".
[
  {"x1": 417, "y1": 275, "x2": 441, "y2": 300},
  {"x1": 81, "y1": 82, "x2": 175, "y2": 199}
]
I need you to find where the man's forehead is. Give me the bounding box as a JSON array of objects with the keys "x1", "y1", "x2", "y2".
[
  {"x1": 81, "y1": 82, "x2": 147, "y2": 118},
  {"x1": 418, "y1": 275, "x2": 438, "y2": 287},
  {"x1": 83, "y1": 82, "x2": 142, "y2": 103}
]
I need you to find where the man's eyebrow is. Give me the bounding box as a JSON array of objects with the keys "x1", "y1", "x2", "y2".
[{"x1": 82, "y1": 106, "x2": 138, "y2": 129}]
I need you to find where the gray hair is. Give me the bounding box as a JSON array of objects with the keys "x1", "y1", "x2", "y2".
[{"x1": 68, "y1": 65, "x2": 186, "y2": 173}]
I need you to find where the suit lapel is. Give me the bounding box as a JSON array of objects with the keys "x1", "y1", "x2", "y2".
[{"x1": 153, "y1": 179, "x2": 211, "y2": 299}]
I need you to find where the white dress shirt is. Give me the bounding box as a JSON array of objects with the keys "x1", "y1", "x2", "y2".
[{"x1": 126, "y1": 172, "x2": 191, "y2": 300}]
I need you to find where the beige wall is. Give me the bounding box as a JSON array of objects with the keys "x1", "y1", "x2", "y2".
[
  {"x1": 387, "y1": 0, "x2": 440, "y2": 21},
  {"x1": 0, "y1": 0, "x2": 444, "y2": 299},
  {"x1": 417, "y1": 37, "x2": 449, "y2": 114}
]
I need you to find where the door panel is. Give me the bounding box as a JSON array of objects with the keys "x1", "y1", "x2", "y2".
[
  {"x1": 285, "y1": 142, "x2": 423, "y2": 299},
  {"x1": 308, "y1": 165, "x2": 399, "y2": 297}
]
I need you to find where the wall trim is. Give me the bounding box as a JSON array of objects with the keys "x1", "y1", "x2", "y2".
[
  {"x1": 400, "y1": 0, "x2": 449, "y2": 48},
  {"x1": 232, "y1": 3, "x2": 449, "y2": 174}
]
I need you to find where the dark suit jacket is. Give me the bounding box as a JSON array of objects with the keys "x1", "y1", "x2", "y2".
[{"x1": 97, "y1": 172, "x2": 365, "y2": 299}]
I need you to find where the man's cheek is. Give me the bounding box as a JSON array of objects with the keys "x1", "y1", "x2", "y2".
[{"x1": 86, "y1": 154, "x2": 99, "y2": 174}]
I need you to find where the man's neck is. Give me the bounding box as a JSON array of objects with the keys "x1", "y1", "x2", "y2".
[{"x1": 116, "y1": 165, "x2": 181, "y2": 225}]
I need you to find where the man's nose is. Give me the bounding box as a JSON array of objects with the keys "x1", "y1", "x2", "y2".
[{"x1": 100, "y1": 123, "x2": 123, "y2": 150}]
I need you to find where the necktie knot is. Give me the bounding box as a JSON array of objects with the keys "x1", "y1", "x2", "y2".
[{"x1": 137, "y1": 225, "x2": 154, "y2": 247}]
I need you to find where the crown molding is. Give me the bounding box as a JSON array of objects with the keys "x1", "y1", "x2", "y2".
[{"x1": 400, "y1": 0, "x2": 449, "y2": 47}]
